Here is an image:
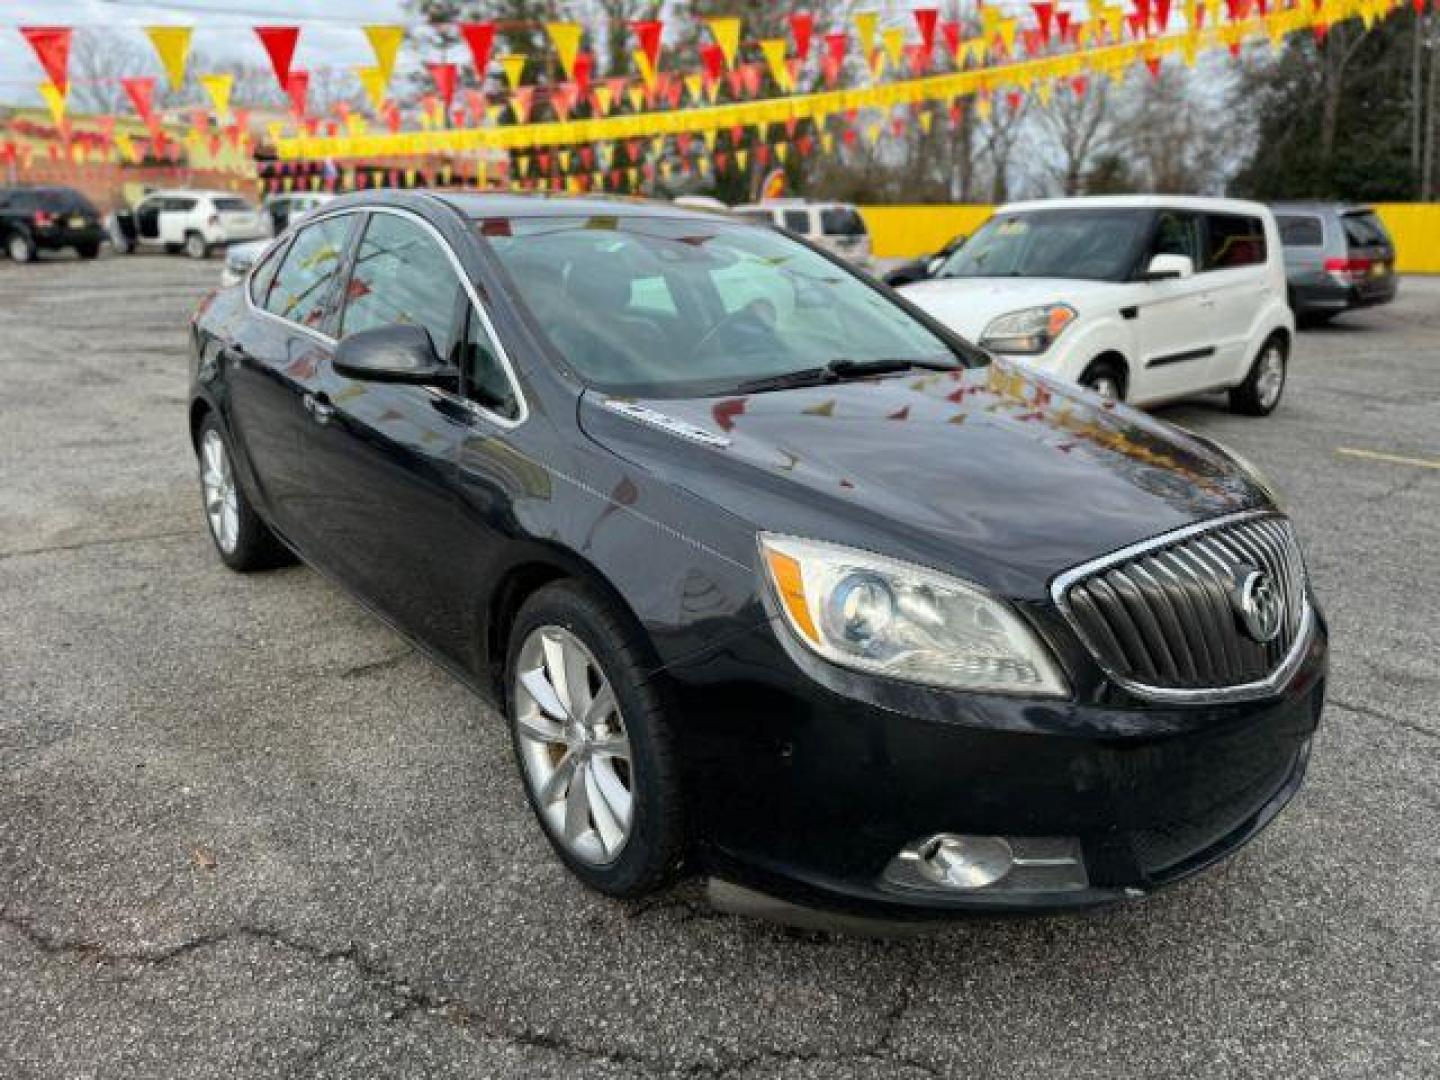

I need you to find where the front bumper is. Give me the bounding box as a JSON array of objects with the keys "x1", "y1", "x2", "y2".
[{"x1": 669, "y1": 614, "x2": 1325, "y2": 919}]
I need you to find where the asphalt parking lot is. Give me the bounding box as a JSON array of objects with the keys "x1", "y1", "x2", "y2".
[{"x1": 1, "y1": 252, "x2": 1437, "y2": 1080}]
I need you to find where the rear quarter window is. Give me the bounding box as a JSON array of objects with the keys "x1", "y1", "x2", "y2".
[
  {"x1": 1342, "y1": 211, "x2": 1390, "y2": 248},
  {"x1": 1276, "y1": 215, "x2": 1323, "y2": 248},
  {"x1": 782, "y1": 209, "x2": 811, "y2": 233},
  {"x1": 820, "y1": 208, "x2": 866, "y2": 237}
]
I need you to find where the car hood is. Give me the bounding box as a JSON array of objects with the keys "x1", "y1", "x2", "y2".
[
  {"x1": 576, "y1": 362, "x2": 1267, "y2": 600},
  {"x1": 899, "y1": 276, "x2": 1129, "y2": 340}
]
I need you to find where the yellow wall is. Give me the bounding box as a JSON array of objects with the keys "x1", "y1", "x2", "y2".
[{"x1": 860, "y1": 202, "x2": 1440, "y2": 274}]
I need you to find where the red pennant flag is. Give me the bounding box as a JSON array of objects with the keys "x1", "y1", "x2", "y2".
[
  {"x1": 905, "y1": 44, "x2": 931, "y2": 75},
  {"x1": 630, "y1": 20, "x2": 663, "y2": 70},
  {"x1": 913, "y1": 8, "x2": 940, "y2": 54},
  {"x1": 1145, "y1": 56, "x2": 1162, "y2": 79},
  {"x1": 255, "y1": 26, "x2": 300, "y2": 89},
  {"x1": 20, "y1": 27, "x2": 73, "y2": 94},
  {"x1": 941, "y1": 21, "x2": 962, "y2": 58},
  {"x1": 700, "y1": 43, "x2": 725, "y2": 83},
  {"x1": 822, "y1": 54, "x2": 842, "y2": 88},
  {"x1": 286, "y1": 70, "x2": 309, "y2": 117},
  {"x1": 1031, "y1": 2, "x2": 1056, "y2": 40},
  {"x1": 741, "y1": 63, "x2": 762, "y2": 97},
  {"x1": 1135, "y1": 0, "x2": 1153, "y2": 32},
  {"x1": 428, "y1": 62, "x2": 458, "y2": 112},
  {"x1": 789, "y1": 13, "x2": 815, "y2": 61},
  {"x1": 1022, "y1": 29, "x2": 1044, "y2": 56},
  {"x1": 121, "y1": 76, "x2": 157, "y2": 125},
  {"x1": 725, "y1": 68, "x2": 745, "y2": 98},
  {"x1": 1071, "y1": 75, "x2": 1088, "y2": 97},
  {"x1": 460, "y1": 22, "x2": 496, "y2": 75},
  {"x1": 1056, "y1": 11, "x2": 1075, "y2": 41},
  {"x1": 825, "y1": 30, "x2": 849, "y2": 68},
  {"x1": 1154, "y1": 0, "x2": 1174, "y2": 32},
  {"x1": 1126, "y1": 14, "x2": 1147, "y2": 39},
  {"x1": 573, "y1": 52, "x2": 594, "y2": 95}
]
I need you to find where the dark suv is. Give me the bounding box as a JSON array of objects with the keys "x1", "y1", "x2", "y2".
[
  {"x1": 1272, "y1": 202, "x2": 1397, "y2": 324},
  {"x1": 0, "y1": 186, "x2": 105, "y2": 263}
]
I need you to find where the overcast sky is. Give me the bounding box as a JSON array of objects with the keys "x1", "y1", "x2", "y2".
[{"x1": 0, "y1": 0, "x2": 410, "y2": 104}]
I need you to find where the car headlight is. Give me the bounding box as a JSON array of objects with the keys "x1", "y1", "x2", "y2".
[
  {"x1": 759, "y1": 534, "x2": 1068, "y2": 696},
  {"x1": 979, "y1": 304, "x2": 1077, "y2": 355}
]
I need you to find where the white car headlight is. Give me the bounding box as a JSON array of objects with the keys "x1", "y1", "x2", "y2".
[
  {"x1": 759, "y1": 534, "x2": 1068, "y2": 697},
  {"x1": 979, "y1": 304, "x2": 1077, "y2": 355}
]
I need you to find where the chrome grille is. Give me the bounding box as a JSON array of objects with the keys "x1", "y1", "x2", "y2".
[{"x1": 1054, "y1": 513, "x2": 1311, "y2": 701}]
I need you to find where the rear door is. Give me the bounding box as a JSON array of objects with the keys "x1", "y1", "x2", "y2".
[
  {"x1": 1200, "y1": 212, "x2": 1272, "y2": 384},
  {"x1": 1340, "y1": 209, "x2": 1396, "y2": 301},
  {"x1": 1275, "y1": 212, "x2": 1326, "y2": 298},
  {"x1": 223, "y1": 212, "x2": 359, "y2": 547},
  {"x1": 1132, "y1": 209, "x2": 1216, "y2": 401},
  {"x1": 213, "y1": 195, "x2": 262, "y2": 241},
  {"x1": 159, "y1": 197, "x2": 196, "y2": 244}
]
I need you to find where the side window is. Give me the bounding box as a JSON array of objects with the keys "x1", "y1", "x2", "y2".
[
  {"x1": 1205, "y1": 214, "x2": 1267, "y2": 270},
  {"x1": 1150, "y1": 211, "x2": 1203, "y2": 266},
  {"x1": 820, "y1": 208, "x2": 866, "y2": 237},
  {"x1": 263, "y1": 215, "x2": 353, "y2": 329},
  {"x1": 340, "y1": 213, "x2": 462, "y2": 356},
  {"x1": 1277, "y1": 215, "x2": 1323, "y2": 247},
  {"x1": 460, "y1": 307, "x2": 519, "y2": 419},
  {"x1": 248, "y1": 239, "x2": 287, "y2": 304},
  {"x1": 782, "y1": 209, "x2": 810, "y2": 234},
  {"x1": 166, "y1": 197, "x2": 197, "y2": 213}
]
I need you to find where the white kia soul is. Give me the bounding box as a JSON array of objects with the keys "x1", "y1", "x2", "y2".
[{"x1": 899, "y1": 196, "x2": 1296, "y2": 415}]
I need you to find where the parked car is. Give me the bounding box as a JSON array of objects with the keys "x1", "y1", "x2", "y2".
[
  {"x1": 899, "y1": 196, "x2": 1296, "y2": 415},
  {"x1": 189, "y1": 192, "x2": 1323, "y2": 922},
  {"x1": 1271, "y1": 202, "x2": 1398, "y2": 324},
  {"x1": 110, "y1": 189, "x2": 265, "y2": 259},
  {"x1": 262, "y1": 192, "x2": 334, "y2": 236},
  {"x1": 0, "y1": 185, "x2": 104, "y2": 262},
  {"x1": 883, "y1": 233, "x2": 967, "y2": 287},
  {"x1": 220, "y1": 238, "x2": 273, "y2": 287},
  {"x1": 733, "y1": 199, "x2": 872, "y2": 268}
]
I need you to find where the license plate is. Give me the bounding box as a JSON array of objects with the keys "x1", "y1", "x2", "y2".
[
  {"x1": 1370, "y1": 262, "x2": 1387, "y2": 278},
  {"x1": 68, "y1": 215, "x2": 85, "y2": 228}
]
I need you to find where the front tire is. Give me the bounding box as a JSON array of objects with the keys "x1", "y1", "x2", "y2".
[
  {"x1": 76, "y1": 241, "x2": 101, "y2": 259},
  {"x1": 184, "y1": 232, "x2": 209, "y2": 260},
  {"x1": 505, "y1": 582, "x2": 683, "y2": 899},
  {"x1": 1079, "y1": 358, "x2": 1125, "y2": 402},
  {"x1": 1230, "y1": 335, "x2": 1287, "y2": 416},
  {"x1": 196, "y1": 415, "x2": 292, "y2": 571},
  {"x1": 7, "y1": 231, "x2": 36, "y2": 263}
]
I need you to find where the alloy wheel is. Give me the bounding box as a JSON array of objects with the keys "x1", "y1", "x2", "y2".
[
  {"x1": 8, "y1": 235, "x2": 32, "y2": 262},
  {"x1": 512, "y1": 625, "x2": 634, "y2": 866},
  {"x1": 1256, "y1": 345, "x2": 1285, "y2": 410},
  {"x1": 200, "y1": 429, "x2": 239, "y2": 554},
  {"x1": 1088, "y1": 375, "x2": 1120, "y2": 401}
]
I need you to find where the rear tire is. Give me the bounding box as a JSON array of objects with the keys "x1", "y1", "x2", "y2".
[
  {"x1": 76, "y1": 241, "x2": 101, "y2": 259},
  {"x1": 1230, "y1": 335, "x2": 1287, "y2": 416},
  {"x1": 1079, "y1": 358, "x2": 1125, "y2": 402},
  {"x1": 196, "y1": 414, "x2": 293, "y2": 571},
  {"x1": 6, "y1": 231, "x2": 36, "y2": 264},
  {"x1": 505, "y1": 581, "x2": 684, "y2": 900}
]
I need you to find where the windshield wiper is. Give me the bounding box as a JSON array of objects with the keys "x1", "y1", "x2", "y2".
[{"x1": 735, "y1": 357, "x2": 958, "y2": 395}]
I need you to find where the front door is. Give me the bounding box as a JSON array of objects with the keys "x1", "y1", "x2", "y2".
[
  {"x1": 136, "y1": 197, "x2": 162, "y2": 241},
  {"x1": 1133, "y1": 210, "x2": 1215, "y2": 403}
]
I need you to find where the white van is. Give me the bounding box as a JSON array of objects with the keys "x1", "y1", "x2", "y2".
[
  {"x1": 899, "y1": 196, "x2": 1296, "y2": 415},
  {"x1": 733, "y1": 199, "x2": 872, "y2": 269}
]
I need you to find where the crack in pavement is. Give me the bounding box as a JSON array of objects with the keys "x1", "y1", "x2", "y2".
[
  {"x1": 0, "y1": 526, "x2": 195, "y2": 562},
  {"x1": 1330, "y1": 697, "x2": 1440, "y2": 743},
  {"x1": 1, "y1": 908, "x2": 931, "y2": 1078}
]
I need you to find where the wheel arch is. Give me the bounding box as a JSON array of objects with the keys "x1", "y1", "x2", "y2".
[{"x1": 1081, "y1": 349, "x2": 1131, "y2": 396}]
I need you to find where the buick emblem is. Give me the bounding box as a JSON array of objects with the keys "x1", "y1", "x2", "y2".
[{"x1": 1232, "y1": 567, "x2": 1283, "y2": 643}]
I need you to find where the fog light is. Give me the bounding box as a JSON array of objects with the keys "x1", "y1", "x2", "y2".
[
  {"x1": 916, "y1": 836, "x2": 1013, "y2": 889},
  {"x1": 883, "y1": 834, "x2": 1087, "y2": 894}
]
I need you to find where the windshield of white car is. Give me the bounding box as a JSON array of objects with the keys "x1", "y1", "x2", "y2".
[
  {"x1": 938, "y1": 209, "x2": 1151, "y2": 282},
  {"x1": 478, "y1": 214, "x2": 969, "y2": 399}
]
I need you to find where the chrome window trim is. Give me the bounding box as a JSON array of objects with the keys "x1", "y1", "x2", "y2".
[
  {"x1": 241, "y1": 203, "x2": 528, "y2": 430},
  {"x1": 1050, "y1": 509, "x2": 1316, "y2": 705}
]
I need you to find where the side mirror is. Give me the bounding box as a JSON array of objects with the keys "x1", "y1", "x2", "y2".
[
  {"x1": 333, "y1": 324, "x2": 458, "y2": 389},
  {"x1": 1142, "y1": 253, "x2": 1194, "y2": 281}
]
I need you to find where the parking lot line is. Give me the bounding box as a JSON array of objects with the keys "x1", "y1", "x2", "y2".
[{"x1": 1335, "y1": 446, "x2": 1440, "y2": 470}]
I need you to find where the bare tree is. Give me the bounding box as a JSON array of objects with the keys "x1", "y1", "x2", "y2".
[
  {"x1": 1114, "y1": 67, "x2": 1233, "y2": 194},
  {"x1": 976, "y1": 92, "x2": 1030, "y2": 202},
  {"x1": 1032, "y1": 78, "x2": 1114, "y2": 196}
]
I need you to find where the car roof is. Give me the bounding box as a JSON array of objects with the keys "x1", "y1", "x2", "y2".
[
  {"x1": 997, "y1": 194, "x2": 1273, "y2": 216},
  {"x1": 1268, "y1": 201, "x2": 1373, "y2": 213},
  {"x1": 148, "y1": 189, "x2": 249, "y2": 199},
  {"x1": 322, "y1": 189, "x2": 739, "y2": 223}
]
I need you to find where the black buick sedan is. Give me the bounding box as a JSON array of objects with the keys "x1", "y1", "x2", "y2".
[{"x1": 188, "y1": 192, "x2": 1325, "y2": 920}]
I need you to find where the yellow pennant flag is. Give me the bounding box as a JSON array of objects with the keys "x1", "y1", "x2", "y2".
[
  {"x1": 627, "y1": 83, "x2": 647, "y2": 111},
  {"x1": 356, "y1": 66, "x2": 389, "y2": 111},
  {"x1": 499, "y1": 54, "x2": 527, "y2": 90},
  {"x1": 760, "y1": 39, "x2": 792, "y2": 92},
  {"x1": 591, "y1": 84, "x2": 613, "y2": 115},
  {"x1": 881, "y1": 27, "x2": 905, "y2": 68},
  {"x1": 634, "y1": 49, "x2": 658, "y2": 91},
  {"x1": 997, "y1": 18, "x2": 1019, "y2": 55},
  {"x1": 266, "y1": 120, "x2": 287, "y2": 145},
  {"x1": 115, "y1": 132, "x2": 139, "y2": 164},
  {"x1": 774, "y1": 141, "x2": 789, "y2": 163},
  {"x1": 684, "y1": 74, "x2": 703, "y2": 104},
  {"x1": 735, "y1": 149, "x2": 749, "y2": 172},
  {"x1": 546, "y1": 22, "x2": 584, "y2": 80},
  {"x1": 39, "y1": 82, "x2": 67, "y2": 127},
  {"x1": 706, "y1": 17, "x2": 742, "y2": 69},
  {"x1": 854, "y1": 12, "x2": 879, "y2": 59},
  {"x1": 145, "y1": 26, "x2": 192, "y2": 90},
  {"x1": 364, "y1": 25, "x2": 404, "y2": 81},
  {"x1": 199, "y1": 74, "x2": 234, "y2": 122}
]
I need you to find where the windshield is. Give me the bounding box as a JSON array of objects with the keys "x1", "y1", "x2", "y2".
[
  {"x1": 938, "y1": 209, "x2": 1150, "y2": 282},
  {"x1": 479, "y1": 215, "x2": 964, "y2": 398}
]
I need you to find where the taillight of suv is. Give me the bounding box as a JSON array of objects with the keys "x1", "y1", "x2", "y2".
[
  {"x1": 33, "y1": 210, "x2": 57, "y2": 229},
  {"x1": 1323, "y1": 256, "x2": 1373, "y2": 285}
]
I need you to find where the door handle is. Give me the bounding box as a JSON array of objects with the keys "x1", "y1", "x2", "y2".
[{"x1": 303, "y1": 392, "x2": 335, "y2": 424}]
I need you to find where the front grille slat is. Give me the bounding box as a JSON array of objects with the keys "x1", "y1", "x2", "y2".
[{"x1": 1056, "y1": 514, "x2": 1309, "y2": 699}]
